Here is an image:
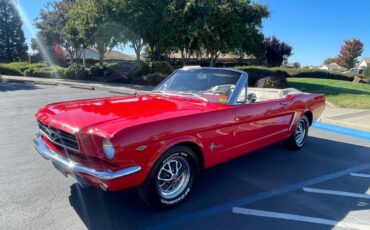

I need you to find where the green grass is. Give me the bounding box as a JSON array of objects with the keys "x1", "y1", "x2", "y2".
[{"x1": 288, "y1": 78, "x2": 370, "y2": 109}]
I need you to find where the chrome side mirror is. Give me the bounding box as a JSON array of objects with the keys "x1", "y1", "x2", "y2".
[{"x1": 247, "y1": 93, "x2": 257, "y2": 103}]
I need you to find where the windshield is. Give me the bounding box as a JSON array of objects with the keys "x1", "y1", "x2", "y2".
[{"x1": 154, "y1": 69, "x2": 242, "y2": 103}]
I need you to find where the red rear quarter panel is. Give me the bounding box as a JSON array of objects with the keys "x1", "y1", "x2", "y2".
[{"x1": 287, "y1": 93, "x2": 325, "y2": 124}]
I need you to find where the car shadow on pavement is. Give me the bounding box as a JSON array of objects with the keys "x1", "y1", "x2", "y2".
[
  {"x1": 0, "y1": 82, "x2": 39, "y2": 92},
  {"x1": 69, "y1": 136, "x2": 370, "y2": 230}
]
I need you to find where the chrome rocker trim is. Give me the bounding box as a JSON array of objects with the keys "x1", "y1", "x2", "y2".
[{"x1": 33, "y1": 132, "x2": 141, "y2": 180}]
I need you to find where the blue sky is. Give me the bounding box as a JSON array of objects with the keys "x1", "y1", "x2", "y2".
[{"x1": 17, "y1": 0, "x2": 370, "y2": 66}]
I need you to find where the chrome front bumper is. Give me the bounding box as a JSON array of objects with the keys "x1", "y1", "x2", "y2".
[{"x1": 33, "y1": 132, "x2": 141, "y2": 181}]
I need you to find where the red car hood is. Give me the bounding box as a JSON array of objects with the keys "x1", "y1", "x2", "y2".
[{"x1": 36, "y1": 94, "x2": 229, "y2": 138}]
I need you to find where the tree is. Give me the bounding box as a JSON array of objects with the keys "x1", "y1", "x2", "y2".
[
  {"x1": 100, "y1": 0, "x2": 268, "y2": 66},
  {"x1": 35, "y1": 0, "x2": 76, "y2": 63},
  {"x1": 184, "y1": 0, "x2": 269, "y2": 66},
  {"x1": 363, "y1": 66, "x2": 370, "y2": 79},
  {"x1": 165, "y1": 0, "x2": 201, "y2": 65},
  {"x1": 92, "y1": 22, "x2": 123, "y2": 65},
  {"x1": 62, "y1": 21, "x2": 87, "y2": 64},
  {"x1": 0, "y1": 0, "x2": 28, "y2": 62},
  {"x1": 293, "y1": 62, "x2": 301, "y2": 68},
  {"x1": 264, "y1": 36, "x2": 292, "y2": 67},
  {"x1": 30, "y1": 38, "x2": 38, "y2": 53},
  {"x1": 323, "y1": 57, "x2": 338, "y2": 65},
  {"x1": 108, "y1": 0, "x2": 164, "y2": 63},
  {"x1": 54, "y1": 44, "x2": 66, "y2": 65},
  {"x1": 337, "y1": 39, "x2": 364, "y2": 69},
  {"x1": 66, "y1": 0, "x2": 123, "y2": 65}
]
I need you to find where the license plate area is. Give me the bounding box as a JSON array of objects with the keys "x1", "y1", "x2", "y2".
[{"x1": 52, "y1": 162, "x2": 68, "y2": 177}]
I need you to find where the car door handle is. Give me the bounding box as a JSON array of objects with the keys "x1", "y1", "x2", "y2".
[{"x1": 280, "y1": 101, "x2": 289, "y2": 106}]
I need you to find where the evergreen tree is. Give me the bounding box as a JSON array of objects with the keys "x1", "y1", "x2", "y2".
[{"x1": 0, "y1": 0, "x2": 28, "y2": 62}]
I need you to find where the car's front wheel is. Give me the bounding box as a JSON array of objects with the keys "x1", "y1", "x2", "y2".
[
  {"x1": 137, "y1": 145, "x2": 199, "y2": 209},
  {"x1": 284, "y1": 115, "x2": 309, "y2": 150}
]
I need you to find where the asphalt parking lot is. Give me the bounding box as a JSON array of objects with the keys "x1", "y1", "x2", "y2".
[{"x1": 1, "y1": 82, "x2": 370, "y2": 230}]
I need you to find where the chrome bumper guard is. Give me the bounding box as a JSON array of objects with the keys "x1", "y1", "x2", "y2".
[{"x1": 33, "y1": 132, "x2": 141, "y2": 180}]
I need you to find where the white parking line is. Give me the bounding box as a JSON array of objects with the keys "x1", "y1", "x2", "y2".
[
  {"x1": 232, "y1": 207, "x2": 370, "y2": 230},
  {"x1": 303, "y1": 187, "x2": 370, "y2": 199},
  {"x1": 350, "y1": 173, "x2": 370, "y2": 178}
]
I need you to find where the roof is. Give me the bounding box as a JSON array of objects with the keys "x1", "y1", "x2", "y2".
[
  {"x1": 362, "y1": 57, "x2": 370, "y2": 64},
  {"x1": 283, "y1": 62, "x2": 301, "y2": 68},
  {"x1": 328, "y1": 63, "x2": 341, "y2": 68},
  {"x1": 62, "y1": 47, "x2": 135, "y2": 61},
  {"x1": 104, "y1": 50, "x2": 135, "y2": 60},
  {"x1": 171, "y1": 52, "x2": 254, "y2": 60},
  {"x1": 88, "y1": 47, "x2": 136, "y2": 60}
]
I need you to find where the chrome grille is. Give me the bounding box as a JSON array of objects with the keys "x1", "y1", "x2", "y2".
[{"x1": 38, "y1": 121, "x2": 79, "y2": 151}]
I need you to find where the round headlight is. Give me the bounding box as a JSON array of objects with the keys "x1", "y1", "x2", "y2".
[{"x1": 103, "y1": 139, "x2": 115, "y2": 160}]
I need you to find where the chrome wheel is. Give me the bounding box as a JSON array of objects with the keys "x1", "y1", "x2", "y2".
[
  {"x1": 295, "y1": 119, "x2": 307, "y2": 147},
  {"x1": 156, "y1": 155, "x2": 191, "y2": 200}
]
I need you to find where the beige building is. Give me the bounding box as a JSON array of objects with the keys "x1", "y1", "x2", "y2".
[{"x1": 358, "y1": 57, "x2": 370, "y2": 70}]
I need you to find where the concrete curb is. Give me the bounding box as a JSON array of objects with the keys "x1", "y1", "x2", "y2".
[
  {"x1": 70, "y1": 84, "x2": 95, "y2": 90},
  {"x1": 32, "y1": 81, "x2": 58, "y2": 86}
]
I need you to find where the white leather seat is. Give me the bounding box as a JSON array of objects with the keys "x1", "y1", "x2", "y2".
[{"x1": 241, "y1": 87, "x2": 304, "y2": 102}]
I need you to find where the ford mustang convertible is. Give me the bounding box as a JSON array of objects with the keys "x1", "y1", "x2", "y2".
[{"x1": 33, "y1": 67, "x2": 325, "y2": 208}]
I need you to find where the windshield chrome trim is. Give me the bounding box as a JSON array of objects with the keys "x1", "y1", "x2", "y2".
[{"x1": 228, "y1": 72, "x2": 248, "y2": 105}]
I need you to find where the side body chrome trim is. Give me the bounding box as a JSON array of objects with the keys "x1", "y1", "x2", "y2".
[
  {"x1": 289, "y1": 112, "x2": 297, "y2": 131},
  {"x1": 33, "y1": 132, "x2": 141, "y2": 180}
]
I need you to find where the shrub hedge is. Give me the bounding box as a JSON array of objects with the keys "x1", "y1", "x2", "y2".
[
  {"x1": 104, "y1": 63, "x2": 134, "y2": 83},
  {"x1": 64, "y1": 65, "x2": 89, "y2": 80},
  {"x1": 151, "y1": 61, "x2": 173, "y2": 75},
  {"x1": 142, "y1": 73, "x2": 168, "y2": 86},
  {"x1": 286, "y1": 69, "x2": 354, "y2": 81},
  {"x1": 256, "y1": 75, "x2": 288, "y2": 89},
  {"x1": 237, "y1": 66, "x2": 289, "y2": 86},
  {"x1": 363, "y1": 66, "x2": 370, "y2": 79},
  {"x1": 0, "y1": 64, "x2": 23, "y2": 75},
  {"x1": 237, "y1": 66, "x2": 354, "y2": 84},
  {"x1": 90, "y1": 62, "x2": 157, "y2": 84}
]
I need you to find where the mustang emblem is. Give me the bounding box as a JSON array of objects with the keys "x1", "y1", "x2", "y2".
[
  {"x1": 209, "y1": 143, "x2": 222, "y2": 152},
  {"x1": 44, "y1": 126, "x2": 59, "y2": 141}
]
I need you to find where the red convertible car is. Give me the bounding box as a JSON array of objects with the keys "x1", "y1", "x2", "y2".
[{"x1": 34, "y1": 67, "x2": 325, "y2": 208}]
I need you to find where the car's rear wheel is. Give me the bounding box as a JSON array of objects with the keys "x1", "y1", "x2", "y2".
[
  {"x1": 284, "y1": 115, "x2": 309, "y2": 151},
  {"x1": 137, "y1": 145, "x2": 200, "y2": 209}
]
